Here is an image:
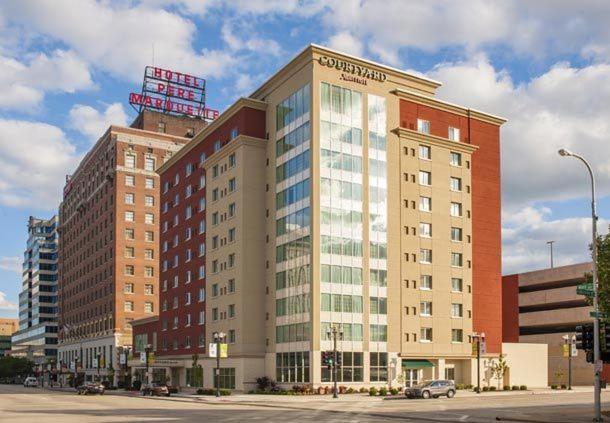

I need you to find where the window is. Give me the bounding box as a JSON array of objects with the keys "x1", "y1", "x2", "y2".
[
  {"x1": 144, "y1": 195, "x2": 154, "y2": 206},
  {"x1": 174, "y1": 173, "x2": 180, "y2": 186},
  {"x1": 420, "y1": 301, "x2": 432, "y2": 316},
  {"x1": 145, "y1": 302, "x2": 154, "y2": 313},
  {"x1": 420, "y1": 275, "x2": 432, "y2": 290},
  {"x1": 228, "y1": 330, "x2": 236, "y2": 343},
  {"x1": 144, "y1": 266, "x2": 154, "y2": 277},
  {"x1": 198, "y1": 311, "x2": 205, "y2": 325},
  {"x1": 125, "y1": 265, "x2": 134, "y2": 276},
  {"x1": 186, "y1": 270, "x2": 192, "y2": 283},
  {"x1": 185, "y1": 227, "x2": 192, "y2": 240},
  {"x1": 145, "y1": 213, "x2": 154, "y2": 224},
  {"x1": 145, "y1": 284, "x2": 153, "y2": 295},
  {"x1": 228, "y1": 253, "x2": 235, "y2": 267},
  {"x1": 214, "y1": 140, "x2": 221, "y2": 152},
  {"x1": 173, "y1": 316, "x2": 179, "y2": 328},
  {"x1": 158, "y1": 122, "x2": 166, "y2": 133},
  {"x1": 125, "y1": 154, "x2": 136, "y2": 168},
  {"x1": 145, "y1": 177, "x2": 154, "y2": 189},
  {"x1": 420, "y1": 249, "x2": 432, "y2": 264},
  {"x1": 277, "y1": 351, "x2": 310, "y2": 383},
  {"x1": 419, "y1": 171, "x2": 431, "y2": 186},
  {"x1": 186, "y1": 163, "x2": 193, "y2": 176},
  {"x1": 419, "y1": 196, "x2": 431, "y2": 212},
  {"x1": 228, "y1": 228, "x2": 235, "y2": 242},
  {"x1": 420, "y1": 327, "x2": 432, "y2": 342},
  {"x1": 450, "y1": 202, "x2": 462, "y2": 217},
  {"x1": 212, "y1": 308, "x2": 218, "y2": 321},
  {"x1": 185, "y1": 292, "x2": 191, "y2": 305},
  {"x1": 124, "y1": 283, "x2": 134, "y2": 294},
  {"x1": 125, "y1": 193, "x2": 134, "y2": 204},
  {"x1": 370, "y1": 352, "x2": 388, "y2": 382},
  {"x1": 125, "y1": 247, "x2": 134, "y2": 258},
  {"x1": 198, "y1": 265, "x2": 205, "y2": 279},
  {"x1": 198, "y1": 288, "x2": 205, "y2": 302},
  {"x1": 370, "y1": 324, "x2": 387, "y2": 342},
  {"x1": 452, "y1": 329, "x2": 463, "y2": 343},
  {"x1": 228, "y1": 178, "x2": 236, "y2": 192},
  {"x1": 451, "y1": 227, "x2": 463, "y2": 242},
  {"x1": 230, "y1": 127, "x2": 238, "y2": 140},
  {"x1": 125, "y1": 228, "x2": 134, "y2": 240},
  {"x1": 213, "y1": 368, "x2": 235, "y2": 389},
  {"x1": 125, "y1": 211, "x2": 134, "y2": 222},
  {"x1": 212, "y1": 165, "x2": 219, "y2": 178},
  {"x1": 228, "y1": 203, "x2": 236, "y2": 217},
  {"x1": 186, "y1": 206, "x2": 192, "y2": 220},
  {"x1": 212, "y1": 284, "x2": 219, "y2": 297},
  {"x1": 228, "y1": 279, "x2": 235, "y2": 293},
  {"x1": 370, "y1": 297, "x2": 387, "y2": 315},
  {"x1": 451, "y1": 303, "x2": 463, "y2": 318},
  {"x1": 451, "y1": 278, "x2": 463, "y2": 292},
  {"x1": 124, "y1": 301, "x2": 134, "y2": 312},
  {"x1": 450, "y1": 177, "x2": 462, "y2": 192},
  {"x1": 229, "y1": 153, "x2": 236, "y2": 168},
  {"x1": 448, "y1": 126, "x2": 460, "y2": 141},
  {"x1": 198, "y1": 198, "x2": 206, "y2": 212},
  {"x1": 450, "y1": 152, "x2": 462, "y2": 166},
  {"x1": 199, "y1": 220, "x2": 206, "y2": 234},
  {"x1": 419, "y1": 145, "x2": 431, "y2": 159},
  {"x1": 200, "y1": 152, "x2": 206, "y2": 163},
  {"x1": 125, "y1": 174, "x2": 135, "y2": 186},
  {"x1": 145, "y1": 231, "x2": 154, "y2": 242},
  {"x1": 212, "y1": 188, "x2": 219, "y2": 201},
  {"x1": 451, "y1": 252, "x2": 463, "y2": 267},
  {"x1": 212, "y1": 212, "x2": 219, "y2": 226},
  {"x1": 228, "y1": 304, "x2": 235, "y2": 318},
  {"x1": 145, "y1": 157, "x2": 156, "y2": 172},
  {"x1": 419, "y1": 222, "x2": 432, "y2": 238},
  {"x1": 198, "y1": 242, "x2": 205, "y2": 257},
  {"x1": 417, "y1": 119, "x2": 430, "y2": 134},
  {"x1": 212, "y1": 236, "x2": 218, "y2": 249}
]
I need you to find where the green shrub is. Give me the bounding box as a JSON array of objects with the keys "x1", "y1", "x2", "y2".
[
  {"x1": 359, "y1": 387, "x2": 368, "y2": 393},
  {"x1": 465, "y1": 384, "x2": 473, "y2": 390},
  {"x1": 512, "y1": 385, "x2": 519, "y2": 390},
  {"x1": 456, "y1": 383, "x2": 465, "y2": 390},
  {"x1": 503, "y1": 385, "x2": 511, "y2": 391},
  {"x1": 390, "y1": 388, "x2": 398, "y2": 395},
  {"x1": 369, "y1": 387, "x2": 378, "y2": 396},
  {"x1": 551, "y1": 385, "x2": 557, "y2": 390},
  {"x1": 489, "y1": 386, "x2": 497, "y2": 391},
  {"x1": 347, "y1": 387, "x2": 354, "y2": 394},
  {"x1": 196, "y1": 388, "x2": 231, "y2": 396},
  {"x1": 520, "y1": 385, "x2": 527, "y2": 391},
  {"x1": 379, "y1": 387, "x2": 388, "y2": 396},
  {"x1": 482, "y1": 386, "x2": 489, "y2": 392},
  {"x1": 474, "y1": 387, "x2": 481, "y2": 393}
]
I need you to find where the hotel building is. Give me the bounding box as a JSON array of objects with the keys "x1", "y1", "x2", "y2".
[
  {"x1": 11, "y1": 216, "x2": 59, "y2": 364},
  {"x1": 57, "y1": 111, "x2": 206, "y2": 383},
  {"x1": 133, "y1": 44, "x2": 506, "y2": 390}
]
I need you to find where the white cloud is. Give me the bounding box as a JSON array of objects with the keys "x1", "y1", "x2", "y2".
[
  {"x1": 427, "y1": 54, "x2": 610, "y2": 210},
  {"x1": 221, "y1": 22, "x2": 283, "y2": 57},
  {"x1": 0, "y1": 119, "x2": 82, "y2": 208},
  {"x1": 0, "y1": 50, "x2": 92, "y2": 111},
  {"x1": 327, "y1": 31, "x2": 363, "y2": 57},
  {"x1": 0, "y1": 256, "x2": 20, "y2": 274},
  {"x1": 503, "y1": 206, "x2": 609, "y2": 274},
  {"x1": 0, "y1": 291, "x2": 17, "y2": 310},
  {"x1": 69, "y1": 103, "x2": 129, "y2": 142}
]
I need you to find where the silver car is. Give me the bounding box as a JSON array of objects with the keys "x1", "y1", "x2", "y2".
[{"x1": 405, "y1": 380, "x2": 456, "y2": 399}]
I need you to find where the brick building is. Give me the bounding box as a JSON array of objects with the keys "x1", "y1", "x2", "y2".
[
  {"x1": 133, "y1": 44, "x2": 507, "y2": 391},
  {"x1": 57, "y1": 111, "x2": 206, "y2": 384}
]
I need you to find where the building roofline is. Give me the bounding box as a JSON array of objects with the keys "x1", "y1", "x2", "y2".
[
  {"x1": 157, "y1": 97, "x2": 267, "y2": 174},
  {"x1": 503, "y1": 261, "x2": 592, "y2": 278}
]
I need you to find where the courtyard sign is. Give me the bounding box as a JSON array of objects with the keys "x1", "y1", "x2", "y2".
[{"x1": 318, "y1": 55, "x2": 387, "y2": 84}]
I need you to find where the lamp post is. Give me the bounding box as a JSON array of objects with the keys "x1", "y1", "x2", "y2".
[
  {"x1": 470, "y1": 332, "x2": 485, "y2": 393},
  {"x1": 74, "y1": 356, "x2": 79, "y2": 388},
  {"x1": 213, "y1": 332, "x2": 226, "y2": 397},
  {"x1": 558, "y1": 148, "x2": 600, "y2": 421},
  {"x1": 326, "y1": 326, "x2": 343, "y2": 399},
  {"x1": 144, "y1": 344, "x2": 152, "y2": 387},
  {"x1": 547, "y1": 240, "x2": 555, "y2": 268},
  {"x1": 563, "y1": 334, "x2": 576, "y2": 390},
  {"x1": 96, "y1": 352, "x2": 101, "y2": 382}
]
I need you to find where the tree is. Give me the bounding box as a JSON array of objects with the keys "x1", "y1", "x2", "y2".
[
  {"x1": 0, "y1": 357, "x2": 34, "y2": 380},
  {"x1": 491, "y1": 354, "x2": 509, "y2": 389},
  {"x1": 592, "y1": 231, "x2": 610, "y2": 315}
]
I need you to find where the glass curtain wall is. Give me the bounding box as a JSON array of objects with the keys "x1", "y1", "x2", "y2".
[{"x1": 320, "y1": 82, "x2": 364, "y2": 382}]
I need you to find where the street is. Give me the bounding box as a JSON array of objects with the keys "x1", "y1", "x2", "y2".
[{"x1": 2, "y1": 385, "x2": 610, "y2": 422}]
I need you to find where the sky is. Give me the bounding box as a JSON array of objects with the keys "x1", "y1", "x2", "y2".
[{"x1": 1, "y1": 0, "x2": 610, "y2": 319}]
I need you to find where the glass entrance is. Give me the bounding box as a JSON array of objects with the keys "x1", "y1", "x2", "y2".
[{"x1": 405, "y1": 369, "x2": 420, "y2": 387}]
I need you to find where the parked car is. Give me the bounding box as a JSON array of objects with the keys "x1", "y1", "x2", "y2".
[
  {"x1": 141, "y1": 383, "x2": 170, "y2": 397},
  {"x1": 405, "y1": 380, "x2": 456, "y2": 399},
  {"x1": 77, "y1": 382, "x2": 105, "y2": 395},
  {"x1": 23, "y1": 377, "x2": 39, "y2": 387}
]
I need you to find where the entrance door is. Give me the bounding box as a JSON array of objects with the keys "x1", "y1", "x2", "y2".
[
  {"x1": 405, "y1": 369, "x2": 420, "y2": 387},
  {"x1": 445, "y1": 367, "x2": 455, "y2": 382}
]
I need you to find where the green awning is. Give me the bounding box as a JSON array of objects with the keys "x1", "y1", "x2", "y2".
[{"x1": 402, "y1": 359, "x2": 434, "y2": 369}]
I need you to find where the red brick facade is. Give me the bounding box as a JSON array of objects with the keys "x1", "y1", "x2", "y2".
[{"x1": 502, "y1": 274, "x2": 519, "y2": 343}]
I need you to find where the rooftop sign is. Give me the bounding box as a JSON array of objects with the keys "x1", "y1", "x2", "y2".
[
  {"x1": 129, "y1": 66, "x2": 219, "y2": 121},
  {"x1": 318, "y1": 56, "x2": 387, "y2": 84}
]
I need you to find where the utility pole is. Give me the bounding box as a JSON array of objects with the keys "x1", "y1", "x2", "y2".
[{"x1": 547, "y1": 240, "x2": 555, "y2": 268}]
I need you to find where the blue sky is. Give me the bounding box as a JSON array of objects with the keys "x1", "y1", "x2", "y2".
[{"x1": 1, "y1": 0, "x2": 610, "y2": 318}]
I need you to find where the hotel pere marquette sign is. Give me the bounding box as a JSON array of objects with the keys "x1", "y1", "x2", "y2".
[
  {"x1": 318, "y1": 55, "x2": 387, "y2": 85},
  {"x1": 129, "y1": 66, "x2": 219, "y2": 121}
]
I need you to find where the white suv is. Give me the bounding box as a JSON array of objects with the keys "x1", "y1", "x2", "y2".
[{"x1": 23, "y1": 377, "x2": 39, "y2": 387}]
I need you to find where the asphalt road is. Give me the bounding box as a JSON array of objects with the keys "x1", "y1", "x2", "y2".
[{"x1": 1, "y1": 384, "x2": 610, "y2": 422}]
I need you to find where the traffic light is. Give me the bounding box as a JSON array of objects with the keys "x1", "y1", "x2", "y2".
[
  {"x1": 576, "y1": 324, "x2": 594, "y2": 351},
  {"x1": 601, "y1": 323, "x2": 610, "y2": 353},
  {"x1": 322, "y1": 351, "x2": 333, "y2": 369},
  {"x1": 336, "y1": 352, "x2": 342, "y2": 368}
]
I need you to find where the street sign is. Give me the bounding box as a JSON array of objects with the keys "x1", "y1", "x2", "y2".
[
  {"x1": 209, "y1": 343, "x2": 217, "y2": 358},
  {"x1": 590, "y1": 311, "x2": 607, "y2": 319},
  {"x1": 595, "y1": 360, "x2": 604, "y2": 372},
  {"x1": 577, "y1": 283, "x2": 594, "y2": 297}
]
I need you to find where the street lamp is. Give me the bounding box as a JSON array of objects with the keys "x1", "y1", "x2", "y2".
[
  {"x1": 74, "y1": 356, "x2": 79, "y2": 388},
  {"x1": 96, "y1": 352, "x2": 101, "y2": 382},
  {"x1": 558, "y1": 148, "x2": 600, "y2": 421},
  {"x1": 213, "y1": 332, "x2": 226, "y2": 397},
  {"x1": 326, "y1": 326, "x2": 343, "y2": 399},
  {"x1": 469, "y1": 332, "x2": 485, "y2": 394},
  {"x1": 144, "y1": 344, "x2": 152, "y2": 387}
]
